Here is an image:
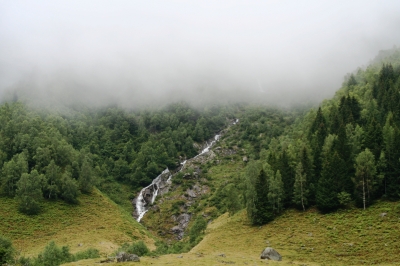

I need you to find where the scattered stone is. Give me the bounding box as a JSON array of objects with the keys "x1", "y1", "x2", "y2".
[
  {"x1": 242, "y1": 156, "x2": 248, "y2": 162},
  {"x1": 187, "y1": 189, "x2": 197, "y2": 198},
  {"x1": 308, "y1": 232, "x2": 313, "y2": 237},
  {"x1": 171, "y1": 226, "x2": 184, "y2": 239},
  {"x1": 260, "y1": 247, "x2": 282, "y2": 261},
  {"x1": 177, "y1": 255, "x2": 183, "y2": 258},
  {"x1": 218, "y1": 253, "x2": 226, "y2": 257},
  {"x1": 78, "y1": 243, "x2": 83, "y2": 247},
  {"x1": 380, "y1": 212, "x2": 387, "y2": 218},
  {"x1": 115, "y1": 252, "x2": 140, "y2": 262}
]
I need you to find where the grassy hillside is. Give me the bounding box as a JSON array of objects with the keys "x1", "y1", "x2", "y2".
[
  {"x1": 0, "y1": 189, "x2": 154, "y2": 258},
  {"x1": 64, "y1": 200, "x2": 400, "y2": 265}
]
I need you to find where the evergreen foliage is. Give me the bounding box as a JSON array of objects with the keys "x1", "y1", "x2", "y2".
[{"x1": 246, "y1": 164, "x2": 273, "y2": 225}]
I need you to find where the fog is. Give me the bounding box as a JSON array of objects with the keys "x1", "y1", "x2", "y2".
[{"x1": 1, "y1": 0, "x2": 400, "y2": 109}]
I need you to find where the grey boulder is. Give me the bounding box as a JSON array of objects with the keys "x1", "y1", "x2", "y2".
[
  {"x1": 260, "y1": 247, "x2": 282, "y2": 261},
  {"x1": 116, "y1": 252, "x2": 140, "y2": 262}
]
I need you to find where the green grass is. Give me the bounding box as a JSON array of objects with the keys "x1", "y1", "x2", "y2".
[
  {"x1": 66, "y1": 201, "x2": 400, "y2": 265},
  {"x1": 191, "y1": 200, "x2": 400, "y2": 265},
  {"x1": 0, "y1": 189, "x2": 154, "y2": 257}
]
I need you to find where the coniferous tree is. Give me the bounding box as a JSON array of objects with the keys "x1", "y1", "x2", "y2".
[
  {"x1": 365, "y1": 118, "x2": 383, "y2": 159},
  {"x1": 245, "y1": 162, "x2": 273, "y2": 225},
  {"x1": 336, "y1": 125, "x2": 354, "y2": 193},
  {"x1": 268, "y1": 170, "x2": 284, "y2": 214},
  {"x1": 279, "y1": 150, "x2": 294, "y2": 206},
  {"x1": 316, "y1": 152, "x2": 343, "y2": 212},
  {"x1": 381, "y1": 112, "x2": 400, "y2": 199},
  {"x1": 309, "y1": 107, "x2": 327, "y2": 187},
  {"x1": 253, "y1": 169, "x2": 273, "y2": 225},
  {"x1": 299, "y1": 146, "x2": 315, "y2": 204}
]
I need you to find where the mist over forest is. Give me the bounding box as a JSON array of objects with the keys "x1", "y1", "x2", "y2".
[{"x1": 1, "y1": 0, "x2": 400, "y2": 109}]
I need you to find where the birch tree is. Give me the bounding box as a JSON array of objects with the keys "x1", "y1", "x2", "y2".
[
  {"x1": 354, "y1": 149, "x2": 378, "y2": 210},
  {"x1": 293, "y1": 162, "x2": 308, "y2": 211}
]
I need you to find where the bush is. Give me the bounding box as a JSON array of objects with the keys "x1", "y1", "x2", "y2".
[
  {"x1": 118, "y1": 241, "x2": 149, "y2": 256},
  {"x1": 189, "y1": 216, "x2": 207, "y2": 244},
  {"x1": 32, "y1": 241, "x2": 100, "y2": 266},
  {"x1": 0, "y1": 235, "x2": 14, "y2": 265},
  {"x1": 338, "y1": 191, "x2": 352, "y2": 207},
  {"x1": 73, "y1": 248, "x2": 100, "y2": 261},
  {"x1": 34, "y1": 241, "x2": 71, "y2": 266}
]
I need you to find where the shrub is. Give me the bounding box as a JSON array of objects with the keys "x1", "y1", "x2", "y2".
[
  {"x1": 118, "y1": 241, "x2": 149, "y2": 256},
  {"x1": 34, "y1": 241, "x2": 71, "y2": 266},
  {"x1": 338, "y1": 191, "x2": 352, "y2": 207},
  {"x1": 0, "y1": 235, "x2": 14, "y2": 265},
  {"x1": 73, "y1": 248, "x2": 100, "y2": 261},
  {"x1": 32, "y1": 241, "x2": 99, "y2": 266},
  {"x1": 189, "y1": 216, "x2": 207, "y2": 244}
]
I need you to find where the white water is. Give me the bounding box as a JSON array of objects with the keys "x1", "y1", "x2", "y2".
[
  {"x1": 135, "y1": 120, "x2": 238, "y2": 222},
  {"x1": 136, "y1": 168, "x2": 171, "y2": 222}
]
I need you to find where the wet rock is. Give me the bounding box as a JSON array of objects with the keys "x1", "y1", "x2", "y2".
[{"x1": 260, "y1": 247, "x2": 282, "y2": 261}]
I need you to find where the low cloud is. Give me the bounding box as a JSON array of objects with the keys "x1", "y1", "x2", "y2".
[{"x1": 1, "y1": 0, "x2": 400, "y2": 109}]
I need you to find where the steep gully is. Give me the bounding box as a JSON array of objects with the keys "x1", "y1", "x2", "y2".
[{"x1": 133, "y1": 119, "x2": 239, "y2": 222}]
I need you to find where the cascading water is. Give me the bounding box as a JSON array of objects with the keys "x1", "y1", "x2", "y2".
[
  {"x1": 134, "y1": 119, "x2": 237, "y2": 222},
  {"x1": 135, "y1": 168, "x2": 171, "y2": 222}
]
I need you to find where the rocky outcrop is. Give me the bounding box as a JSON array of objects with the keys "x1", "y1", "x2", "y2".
[
  {"x1": 170, "y1": 213, "x2": 191, "y2": 240},
  {"x1": 260, "y1": 247, "x2": 282, "y2": 261},
  {"x1": 133, "y1": 169, "x2": 172, "y2": 221},
  {"x1": 116, "y1": 252, "x2": 140, "y2": 262}
]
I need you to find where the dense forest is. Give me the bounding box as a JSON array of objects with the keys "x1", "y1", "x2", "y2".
[
  {"x1": 240, "y1": 48, "x2": 400, "y2": 225},
  {"x1": 0, "y1": 101, "x2": 237, "y2": 214}
]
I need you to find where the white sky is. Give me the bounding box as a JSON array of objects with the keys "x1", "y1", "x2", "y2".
[{"x1": 1, "y1": 0, "x2": 400, "y2": 108}]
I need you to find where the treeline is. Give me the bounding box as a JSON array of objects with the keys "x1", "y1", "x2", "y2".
[
  {"x1": 243, "y1": 49, "x2": 400, "y2": 225},
  {"x1": 0, "y1": 101, "x2": 233, "y2": 214}
]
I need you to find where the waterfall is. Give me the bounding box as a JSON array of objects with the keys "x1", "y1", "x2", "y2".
[
  {"x1": 135, "y1": 168, "x2": 171, "y2": 222},
  {"x1": 134, "y1": 119, "x2": 238, "y2": 222}
]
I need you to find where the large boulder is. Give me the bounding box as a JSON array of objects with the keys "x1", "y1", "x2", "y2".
[
  {"x1": 116, "y1": 252, "x2": 140, "y2": 262},
  {"x1": 260, "y1": 247, "x2": 282, "y2": 261}
]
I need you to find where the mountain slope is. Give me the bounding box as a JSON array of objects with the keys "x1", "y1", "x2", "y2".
[{"x1": 0, "y1": 189, "x2": 154, "y2": 257}]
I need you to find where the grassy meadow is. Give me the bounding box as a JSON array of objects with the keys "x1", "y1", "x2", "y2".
[
  {"x1": 0, "y1": 189, "x2": 154, "y2": 258},
  {"x1": 63, "y1": 200, "x2": 400, "y2": 265}
]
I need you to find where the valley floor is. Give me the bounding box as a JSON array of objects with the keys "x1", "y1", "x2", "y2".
[{"x1": 64, "y1": 200, "x2": 400, "y2": 265}]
